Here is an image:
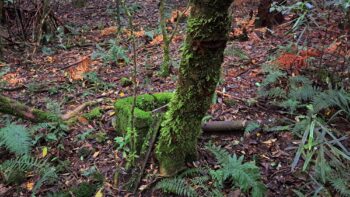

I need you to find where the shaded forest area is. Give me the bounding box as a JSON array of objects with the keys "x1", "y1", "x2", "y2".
[{"x1": 0, "y1": 0, "x2": 349, "y2": 196}]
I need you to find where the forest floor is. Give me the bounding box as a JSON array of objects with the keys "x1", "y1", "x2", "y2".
[{"x1": 0, "y1": 0, "x2": 349, "y2": 196}]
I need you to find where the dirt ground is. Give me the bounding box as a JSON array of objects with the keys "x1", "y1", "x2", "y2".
[{"x1": 0, "y1": 0, "x2": 349, "y2": 196}]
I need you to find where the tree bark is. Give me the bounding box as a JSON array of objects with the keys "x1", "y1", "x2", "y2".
[
  {"x1": 0, "y1": 0, "x2": 3, "y2": 23},
  {"x1": 155, "y1": 0, "x2": 232, "y2": 176}
]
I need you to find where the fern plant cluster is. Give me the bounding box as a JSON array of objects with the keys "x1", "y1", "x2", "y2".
[
  {"x1": 155, "y1": 144, "x2": 266, "y2": 197},
  {"x1": 259, "y1": 64, "x2": 350, "y2": 117},
  {"x1": 0, "y1": 123, "x2": 58, "y2": 196},
  {"x1": 258, "y1": 64, "x2": 350, "y2": 196}
]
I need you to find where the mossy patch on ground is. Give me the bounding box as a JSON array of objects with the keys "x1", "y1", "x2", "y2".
[
  {"x1": 82, "y1": 107, "x2": 102, "y2": 120},
  {"x1": 114, "y1": 92, "x2": 173, "y2": 152}
]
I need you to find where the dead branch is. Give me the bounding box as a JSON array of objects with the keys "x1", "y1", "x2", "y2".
[
  {"x1": 61, "y1": 56, "x2": 90, "y2": 70},
  {"x1": 215, "y1": 90, "x2": 246, "y2": 102},
  {"x1": 61, "y1": 98, "x2": 104, "y2": 120}
]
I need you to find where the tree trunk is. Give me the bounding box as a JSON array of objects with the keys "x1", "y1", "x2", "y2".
[
  {"x1": 0, "y1": 0, "x2": 3, "y2": 23},
  {"x1": 159, "y1": 0, "x2": 171, "y2": 77},
  {"x1": 155, "y1": 0, "x2": 232, "y2": 176},
  {"x1": 255, "y1": 0, "x2": 284, "y2": 28}
]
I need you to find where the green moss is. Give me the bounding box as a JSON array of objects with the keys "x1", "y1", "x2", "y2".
[
  {"x1": 83, "y1": 107, "x2": 102, "y2": 120},
  {"x1": 32, "y1": 109, "x2": 61, "y2": 122},
  {"x1": 120, "y1": 77, "x2": 133, "y2": 87},
  {"x1": 114, "y1": 92, "x2": 173, "y2": 153},
  {"x1": 70, "y1": 182, "x2": 98, "y2": 197},
  {"x1": 88, "y1": 132, "x2": 107, "y2": 143},
  {"x1": 155, "y1": 0, "x2": 232, "y2": 176}
]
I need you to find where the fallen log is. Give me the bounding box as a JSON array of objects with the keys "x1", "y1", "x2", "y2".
[
  {"x1": 202, "y1": 120, "x2": 248, "y2": 136},
  {"x1": 0, "y1": 94, "x2": 103, "y2": 123},
  {"x1": 0, "y1": 94, "x2": 60, "y2": 122}
]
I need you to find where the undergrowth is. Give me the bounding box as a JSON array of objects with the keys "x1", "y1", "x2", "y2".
[
  {"x1": 155, "y1": 144, "x2": 266, "y2": 197},
  {"x1": 258, "y1": 62, "x2": 350, "y2": 196}
]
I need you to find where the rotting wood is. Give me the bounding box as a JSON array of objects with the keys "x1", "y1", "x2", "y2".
[{"x1": 0, "y1": 94, "x2": 103, "y2": 123}]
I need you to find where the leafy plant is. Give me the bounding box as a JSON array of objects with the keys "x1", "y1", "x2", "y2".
[
  {"x1": 83, "y1": 72, "x2": 115, "y2": 91},
  {"x1": 155, "y1": 144, "x2": 266, "y2": 197},
  {"x1": 0, "y1": 123, "x2": 31, "y2": 155},
  {"x1": 0, "y1": 155, "x2": 57, "y2": 194},
  {"x1": 92, "y1": 40, "x2": 130, "y2": 64}
]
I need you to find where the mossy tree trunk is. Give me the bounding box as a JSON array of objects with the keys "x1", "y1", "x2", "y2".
[
  {"x1": 159, "y1": 0, "x2": 171, "y2": 77},
  {"x1": 155, "y1": 0, "x2": 232, "y2": 176}
]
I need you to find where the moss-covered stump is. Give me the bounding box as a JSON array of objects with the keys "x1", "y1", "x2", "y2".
[{"x1": 114, "y1": 92, "x2": 173, "y2": 153}]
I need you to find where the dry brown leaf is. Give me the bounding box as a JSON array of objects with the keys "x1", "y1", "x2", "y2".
[
  {"x1": 123, "y1": 29, "x2": 146, "y2": 38},
  {"x1": 25, "y1": 181, "x2": 34, "y2": 191},
  {"x1": 101, "y1": 26, "x2": 118, "y2": 36},
  {"x1": 149, "y1": 35, "x2": 164, "y2": 46},
  {"x1": 78, "y1": 116, "x2": 89, "y2": 125},
  {"x1": 46, "y1": 56, "x2": 54, "y2": 63},
  {"x1": 68, "y1": 56, "x2": 90, "y2": 81},
  {"x1": 2, "y1": 73, "x2": 24, "y2": 85},
  {"x1": 172, "y1": 35, "x2": 183, "y2": 44}
]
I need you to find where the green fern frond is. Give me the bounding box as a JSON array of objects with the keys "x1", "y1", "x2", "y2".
[
  {"x1": 190, "y1": 175, "x2": 210, "y2": 185},
  {"x1": 279, "y1": 99, "x2": 300, "y2": 114},
  {"x1": 0, "y1": 155, "x2": 57, "y2": 194},
  {"x1": 330, "y1": 177, "x2": 350, "y2": 197},
  {"x1": 179, "y1": 167, "x2": 206, "y2": 178},
  {"x1": 207, "y1": 144, "x2": 266, "y2": 197},
  {"x1": 289, "y1": 85, "x2": 317, "y2": 101},
  {"x1": 205, "y1": 144, "x2": 231, "y2": 165},
  {"x1": 155, "y1": 178, "x2": 198, "y2": 197},
  {"x1": 261, "y1": 69, "x2": 286, "y2": 87},
  {"x1": 0, "y1": 123, "x2": 31, "y2": 155},
  {"x1": 313, "y1": 89, "x2": 350, "y2": 118},
  {"x1": 289, "y1": 75, "x2": 313, "y2": 87},
  {"x1": 267, "y1": 87, "x2": 287, "y2": 99}
]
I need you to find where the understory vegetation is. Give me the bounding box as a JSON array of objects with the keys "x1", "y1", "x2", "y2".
[{"x1": 0, "y1": 0, "x2": 349, "y2": 196}]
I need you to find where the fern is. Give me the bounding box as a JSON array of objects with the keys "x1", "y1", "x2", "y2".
[
  {"x1": 261, "y1": 69, "x2": 286, "y2": 87},
  {"x1": 156, "y1": 145, "x2": 266, "y2": 197},
  {"x1": 0, "y1": 123, "x2": 31, "y2": 155},
  {"x1": 267, "y1": 87, "x2": 287, "y2": 99},
  {"x1": 289, "y1": 85, "x2": 317, "y2": 101},
  {"x1": 206, "y1": 144, "x2": 266, "y2": 197},
  {"x1": 312, "y1": 89, "x2": 350, "y2": 119},
  {"x1": 0, "y1": 155, "x2": 57, "y2": 194},
  {"x1": 178, "y1": 167, "x2": 206, "y2": 178},
  {"x1": 289, "y1": 75, "x2": 313, "y2": 87},
  {"x1": 330, "y1": 177, "x2": 350, "y2": 197},
  {"x1": 279, "y1": 99, "x2": 300, "y2": 114},
  {"x1": 155, "y1": 178, "x2": 198, "y2": 197}
]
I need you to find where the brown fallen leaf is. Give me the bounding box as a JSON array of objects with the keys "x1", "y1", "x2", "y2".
[
  {"x1": 78, "y1": 116, "x2": 89, "y2": 125},
  {"x1": 68, "y1": 56, "x2": 90, "y2": 81}
]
